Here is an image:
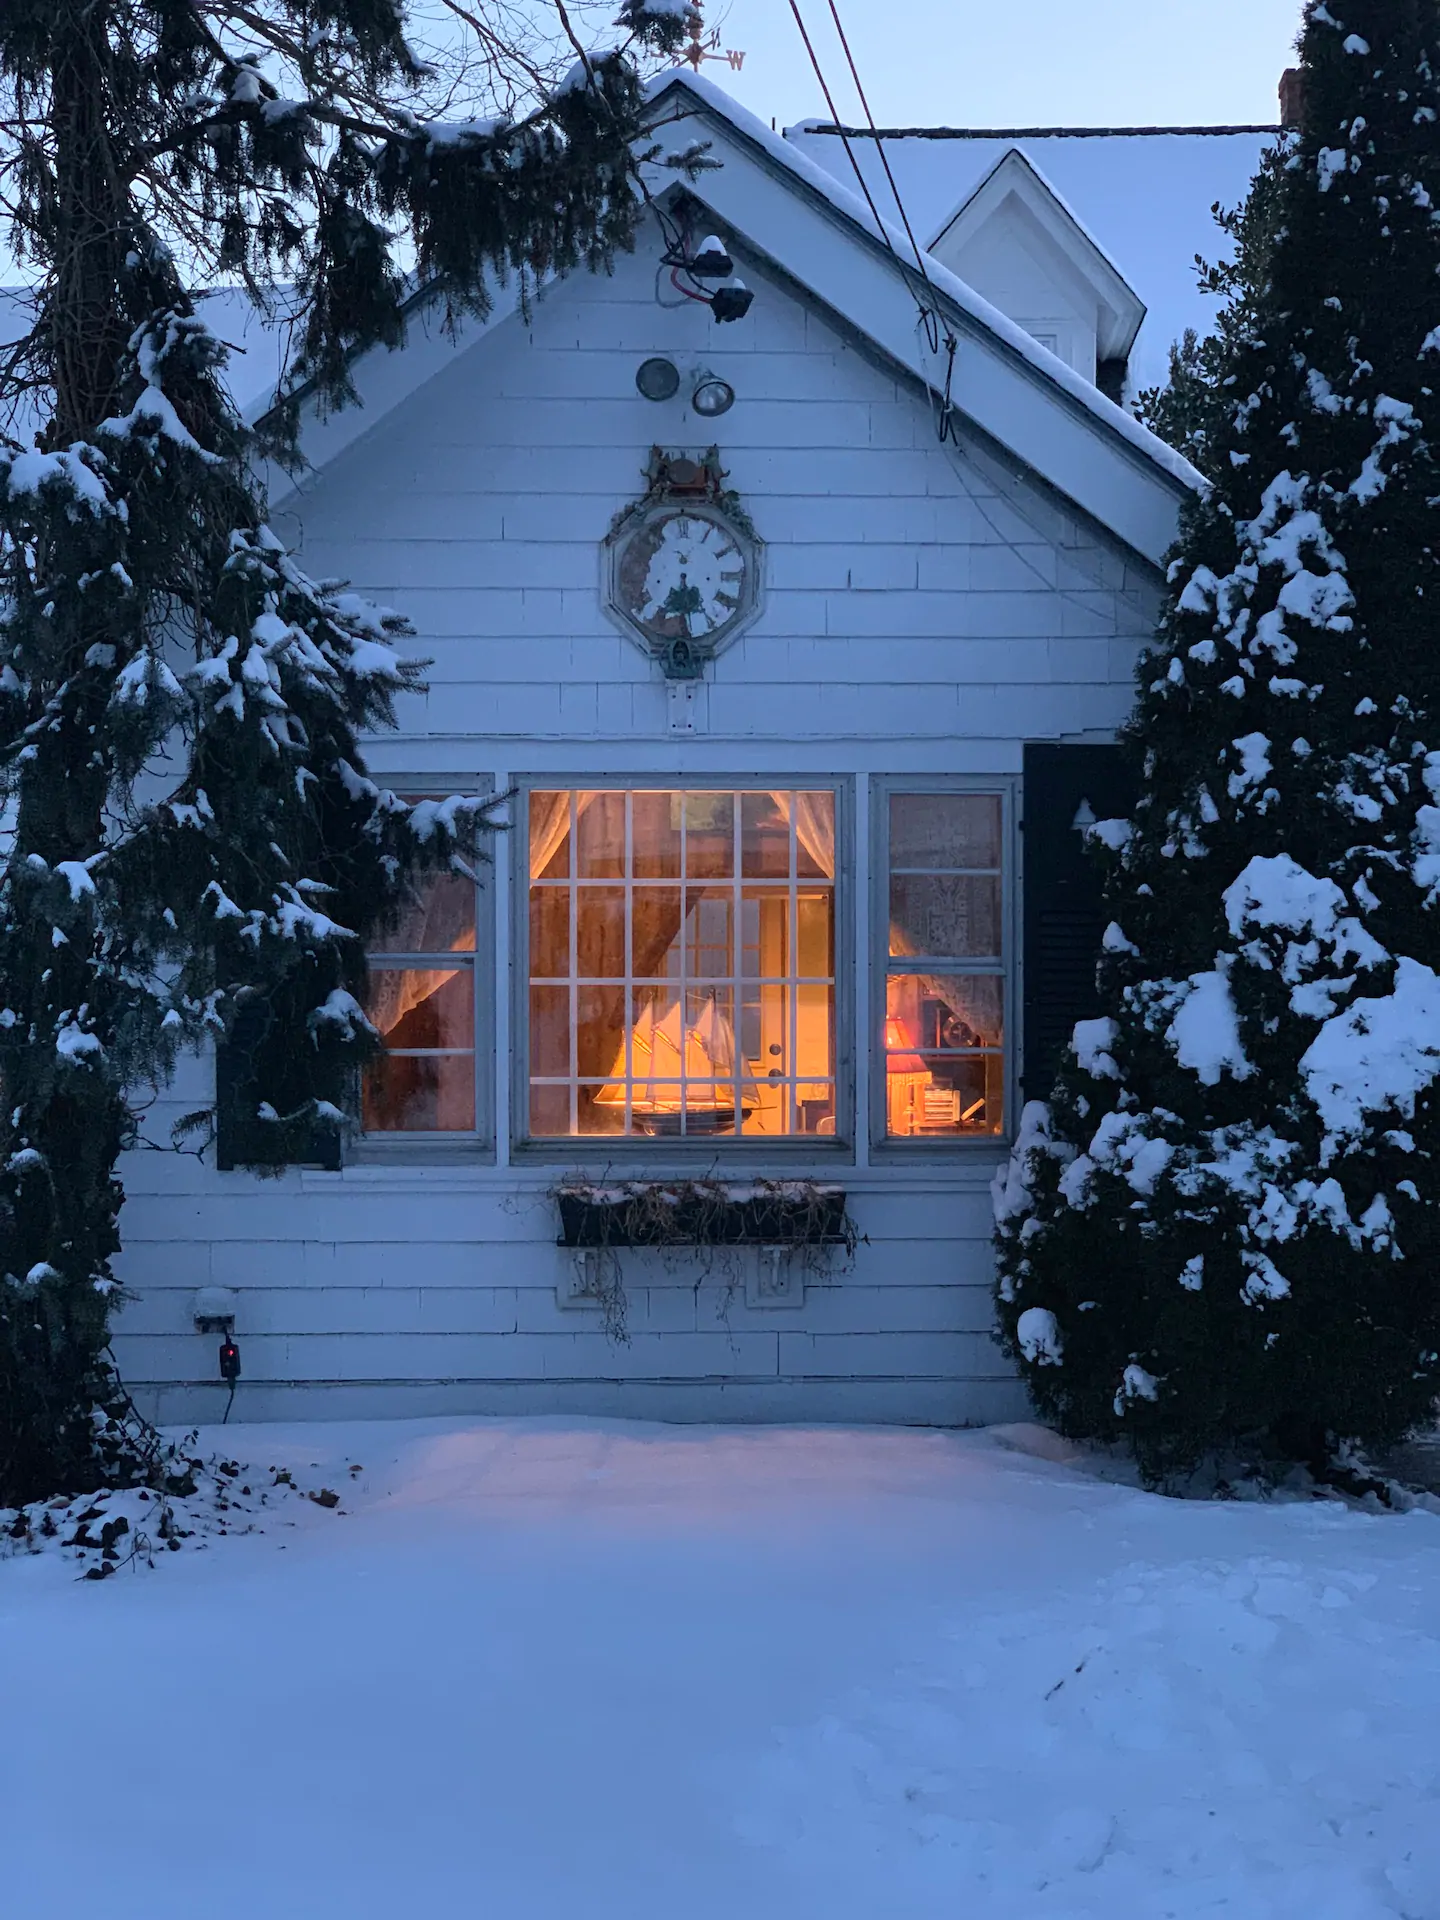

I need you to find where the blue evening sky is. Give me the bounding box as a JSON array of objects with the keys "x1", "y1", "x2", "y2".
[{"x1": 689, "y1": 0, "x2": 1305, "y2": 132}]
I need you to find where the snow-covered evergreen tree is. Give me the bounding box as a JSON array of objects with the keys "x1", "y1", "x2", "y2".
[
  {"x1": 1135, "y1": 149, "x2": 1288, "y2": 480},
  {"x1": 0, "y1": 0, "x2": 701, "y2": 1503},
  {"x1": 995, "y1": 0, "x2": 1440, "y2": 1480}
]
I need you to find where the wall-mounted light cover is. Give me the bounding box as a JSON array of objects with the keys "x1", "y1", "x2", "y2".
[
  {"x1": 691, "y1": 374, "x2": 736, "y2": 419},
  {"x1": 709, "y1": 279, "x2": 754, "y2": 325},
  {"x1": 690, "y1": 235, "x2": 734, "y2": 280},
  {"x1": 636, "y1": 356, "x2": 681, "y2": 401}
]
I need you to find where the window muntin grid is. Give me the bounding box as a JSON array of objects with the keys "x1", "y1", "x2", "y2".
[
  {"x1": 527, "y1": 789, "x2": 837, "y2": 1139},
  {"x1": 884, "y1": 792, "x2": 1005, "y2": 1139},
  {"x1": 360, "y1": 816, "x2": 480, "y2": 1135}
]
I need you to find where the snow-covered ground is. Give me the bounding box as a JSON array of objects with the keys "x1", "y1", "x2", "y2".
[{"x1": 4, "y1": 1417, "x2": 1440, "y2": 1919}]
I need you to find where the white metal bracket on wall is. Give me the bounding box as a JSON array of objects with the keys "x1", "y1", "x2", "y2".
[
  {"x1": 559, "y1": 1248, "x2": 604, "y2": 1309},
  {"x1": 746, "y1": 1247, "x2": 803, "y2": 1310}
]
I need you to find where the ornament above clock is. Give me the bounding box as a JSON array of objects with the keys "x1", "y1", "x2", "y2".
[{"x1": 604, "y1": 448, "x2": 762, "y2": 679}]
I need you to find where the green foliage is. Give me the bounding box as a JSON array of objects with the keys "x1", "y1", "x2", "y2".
[
  {"x1": 0, "y1": 0, "x2": 695, "y2": 1503},
  {"x1": 1135, "y1": 146, "x2": 1289, "y2": 479},
  {"x1": 995, "y1": 0, "x2": 1440, "y2": 1482}
]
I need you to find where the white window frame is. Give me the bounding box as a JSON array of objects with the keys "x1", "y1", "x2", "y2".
[
  {"x1": 351, "y1": 777, "x2": 495, "y2": 1164},
  {"x1": 511, "y1": 775, "x2": 855, "y2": 1163},
  {"x1": 870, "y1": 774, "x2": 1019, "y2": 1156}
]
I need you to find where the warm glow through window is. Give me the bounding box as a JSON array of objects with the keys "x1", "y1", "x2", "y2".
[
  {"x1": 361, "y1": 863, "x2": 478, "y2": 1133},
  {"x1": 885, "y1": 793, "x2": 1004, "y2": 1138},
  {"x1": 528, "y1": 789, "x2": 837, "y2": 1138}
]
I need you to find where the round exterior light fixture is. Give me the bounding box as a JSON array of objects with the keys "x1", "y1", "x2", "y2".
[
  {"x1": 691, "y1": 375, "x2": 736, "y2": 419},
  {"x1": 635, "y1": 356, "x2": 681, "y2": 402}
]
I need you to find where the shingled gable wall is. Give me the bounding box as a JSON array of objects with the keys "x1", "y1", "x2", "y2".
[{"x1": 108, "y1": 208, "x2": 1164, "y2": 1427}]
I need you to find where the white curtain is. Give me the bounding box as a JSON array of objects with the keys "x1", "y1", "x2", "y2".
[
  {"x1": 367, "y1": 877, "x2": 476, "y2": 1038},
  {"x1": 529, "y1": 790, "x2": 605, "y2": 879},
  {"x1": 775, "y1": 790, "x2": 836, "y2": 877}
]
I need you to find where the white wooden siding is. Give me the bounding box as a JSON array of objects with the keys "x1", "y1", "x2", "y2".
[{"x1": 109, "y1": 216, "x2": 1160, "y2": 1426}]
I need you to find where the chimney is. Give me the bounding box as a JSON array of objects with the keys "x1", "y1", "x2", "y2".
[{"x1": 1279, "y1": 67, "x2": 1305, "y2": 128}]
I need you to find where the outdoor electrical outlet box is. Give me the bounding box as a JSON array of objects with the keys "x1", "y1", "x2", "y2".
[{"x1": 193, "y1": 1286, "x2": 239, "y2": 1333}]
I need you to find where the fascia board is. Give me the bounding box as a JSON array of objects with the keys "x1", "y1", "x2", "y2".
[
  {"x1": 668, "y1": 117, "x2": 1184, "y2": 566},
  {"x1": 935, "y1": 151, "x2": 1146, "y2": 359}
]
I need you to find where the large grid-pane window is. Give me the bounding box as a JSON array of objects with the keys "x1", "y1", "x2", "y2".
[
  {"x1": 527, "y1": 788, "x2": 837, "y2": 1139},
  {"x1": 361, "y1": 860, "x2": 478, "y2": 1134},
  {"x1": 883, "y1": 791, "x2": 1005, "y2": 1138}
]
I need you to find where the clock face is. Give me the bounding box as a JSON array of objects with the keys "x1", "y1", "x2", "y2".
[{"x1": 613, "y1": 508, "x2": 752, "y2": 648}]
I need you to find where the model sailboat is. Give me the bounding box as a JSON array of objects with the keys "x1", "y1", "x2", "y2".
[{"x1": 595, "y1": 990, "x2": 760, "y2": 1134}]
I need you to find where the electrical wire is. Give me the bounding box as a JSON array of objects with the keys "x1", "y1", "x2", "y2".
[
  {"x1": 822, "y1": 0, "x2": 961, "y2": 432},
  {"x1": 785, "y1": 0, "x2": 894, "y2": 253},
  {"x1": 786, "y1": 0, "x2": 959, "y2": 439},
  {"x1": 822, "y1": 0, "x2": 932, "y2": 286},
  {"x1": 671, "y1": 266, "x2": 713, "y2": 304},
  {"x1": 649, "y1": 192, "x2": 720, "y2": 310}
]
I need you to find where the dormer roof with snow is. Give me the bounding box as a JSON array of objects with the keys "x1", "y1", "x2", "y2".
[
  {"x1": 925, "y1": 145, "x2": 1147, "y2": 392},
  {"x1": 785, "y1": 118, "x2": 1280, "y2": 399}
]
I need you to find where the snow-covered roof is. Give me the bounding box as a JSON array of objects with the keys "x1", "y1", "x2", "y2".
[
  {"x1": 270, "y1": 68, "x2": 1201, "y2": 568},
  {"x1": 644, "y1": 72, "x2": 1202, "y2": 513},
  {"x1": 784, "y1": 122, "x2": 1279, "y2": 394}
]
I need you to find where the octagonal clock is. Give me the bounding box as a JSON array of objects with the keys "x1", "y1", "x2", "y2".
[{"x1": 607, "y1": 500, "x2": 760, "y2": 665}]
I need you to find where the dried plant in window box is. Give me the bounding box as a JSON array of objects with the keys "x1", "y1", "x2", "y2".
[{"x1": 554, "y1": 1178, "x2": 855, "y2": 1253}]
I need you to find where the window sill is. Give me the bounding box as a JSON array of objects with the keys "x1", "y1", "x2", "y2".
[
  {"x1": 345, "y1": 1136, "x2": 495, "y2": 1169},
  {"x1": 869, "y1": 1135, "x2": 1011, "y2": 1163},
  {"x1": 510, "y1": 1136, "x2": 855, "y2": 1169}
]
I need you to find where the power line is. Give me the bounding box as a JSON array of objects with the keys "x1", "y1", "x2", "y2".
[
  {"x1": 784, "y1": 0, "x2": 894, "y2": 252},
  {"x1": 822, "y1": 0, "x2": 931, "y2": 284},
  {"x1": 785, "y1": 0, "x2": 958, "y2": 438}
]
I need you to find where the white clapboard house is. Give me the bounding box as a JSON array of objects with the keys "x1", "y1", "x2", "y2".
[{"x1": 115, "y1": 69, "x2": 1280, "y2": 1426}]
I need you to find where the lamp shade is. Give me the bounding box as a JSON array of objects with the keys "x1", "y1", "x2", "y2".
[{"x1": 884, "y1": 1015, "x2": 927, "y2": 1075}]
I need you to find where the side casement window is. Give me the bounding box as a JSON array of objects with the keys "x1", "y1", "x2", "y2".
[
  {"x1": 1021, "y1": 743, "x2": 1136, "y2": 1105},
  {"x1": 877, "y1": 785, "x2": 1010, "y2": 1142},
  {"x1": 360, "y1": 832, "x2": 484, "y2": 1138},
  {"x1": 215, "y1": 796, "x2": 490, "y2": 1162}
]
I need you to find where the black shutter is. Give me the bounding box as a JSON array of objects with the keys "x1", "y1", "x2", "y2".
[
  {"x1": 1021, "y1": 743, "x2": 1137, "y2": 1104},
  {"x1": 214, "y1": 998, "x2": 342, "y2": 1173}
]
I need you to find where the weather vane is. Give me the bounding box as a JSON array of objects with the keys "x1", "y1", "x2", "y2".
[{"x1": 681, "y1": 1, "x2": 747, "y2": 75}]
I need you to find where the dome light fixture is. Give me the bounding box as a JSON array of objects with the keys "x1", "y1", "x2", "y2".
[
  {"x1": 691, "y1": 373, "x2": 736, "y2": 419},
  {"x1": 635, "y1": 356, "x2": 681, "y2": 401}
]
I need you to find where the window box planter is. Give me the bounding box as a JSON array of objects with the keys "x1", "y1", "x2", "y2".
[{"x1": 555, "y1": 1181, "x2": 851, "y2": 1250}]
